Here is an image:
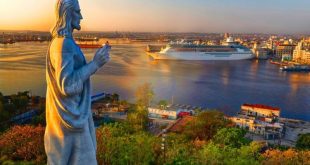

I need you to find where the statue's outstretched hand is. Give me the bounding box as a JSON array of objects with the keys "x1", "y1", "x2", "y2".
[{"x1": 93, "y1": 44, "x2": 111, "y2": 68}]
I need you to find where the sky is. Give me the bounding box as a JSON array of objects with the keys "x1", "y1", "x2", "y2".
[{"x1": 0, "y1": 0, "x2": 309, "y2": 34}]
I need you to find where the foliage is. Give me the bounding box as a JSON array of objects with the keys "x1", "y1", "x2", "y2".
[
  {"x1": 0, "y1": 92, "x2": 46, "y2": 131},
  {"x1": 0, "y1": 125, "x2": 46, "y2": 164},
  {"x1": 3, "y1": 103, "x2": 17, "y2": 117},
  {"x1": 213, "y1": 127, "x2": 250, "y2": 148},
  {"x1": 158, "y1": 100, "x2": 169, "y2": 108},
  {"x1": 16, "y1": 91, "x2": 30, "y2": 98},
  {"x1": 126, "y1": 105, "x2": 149, "y2": 132},
  {"x1": 1, "y1": 102, "x2": 17, "y2": 131},
  {"x1": 0, "y1": 91, "x2": 31, "y2": 124},
  {"x1": 125, "y1": 83, "x2": 154, "y2": 132},
  {"x1": 110, "y1": 93, "x2": 119, "y2": 104},
  {"x1": 10, "y1": 92, "x2": 30, "y2": 114},
  {"x1": 0, "y1": 102, "x2": 10, "y2": 131},
  {"x1": 0, "y1": 121, "x2": 309, "y2": 164},
  {"x1": 196, "y1": 141, "x2": 262, "y2": 165},
  {"x1": 135, "y1": 83, "x2": 154, "y2": 107},
  {"x1": 0, "y1": 101, "x2": 8, "y2": 121},
  {"x1": 30, "y1": 112, "x2": 46, "y2": 126},
  {"x1": 262, "y1": 148, "x2": 310, "y2": 165},
  {"x1": 0, "y1": 155, "x2": 36, "y2": 165},
  {"x1": 0, "y1": 92, "x2": 4, "y2": 103},
  {"x1": 96, "y1": 123, "x2": 157, "y2": 165},
  {"x1": 162, "y1": 133, "x2": 198, "y2": 165},
  {"x1": 296, "y1": 133, "x2": 310, "y2": 150},
  {"x1": 183, "y1": 110, "x2": 232, "y2": 140},
  {"x1": 119, "y1": 100, "x2": 128, "y2": 106},
  {"x1": 0, "y1": 101, "x2": 3, "y2": 113}
]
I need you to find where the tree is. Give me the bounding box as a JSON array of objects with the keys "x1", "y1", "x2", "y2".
[
  {"x1": 213, "y1": 127, "x2": 250, "y2": 148},
  {"x1": 17, "y1": 91, "x2": 30, "y2": 98},
  {"x1": 0, "y1": 101, "x2": 3, "y2": 114},
  {"x1": 31, "y1": 112, "x2": 46, "y2": 126},
  {"x1": 3, "y1": 103, "x2": 17, "y2": 116},
  {"x1": 110, "y1": 93, "x2": 119, "y2": 104},
  {"x1": 160, "y1": 133, "x2": 198, "y2": 164},
  {"x1": 127, "y1": 105, "x2": 149, "y2": 132},
  {"x1": 0, "y1": 92, "x2": 4, "y2": 103},
  {"x1": 296, "y1": 133, "x2": 310, "y2": 150},
  {"x1": 183, "y1": 110, "x2": 232, "y2": 140},
  {"x1": 197, "y1": 142, "x2": 261, "y2": 165},
  {"x1": 158, "y1": 100, "x2": 168, "y2": 109},
  {"x1": 10, "y1": 94, "x2": 29, "y2": 114},
  {"x1": 96, "y1": 123, "x2": 157, "y2": 165},
  {"x1": 126, "y1": 83, "x2": 154, "y2": 132},
  {"x1": 0, "y1": 101, "x2": 8, "y2": 123},
  {"x1": 135, "y1": 83, "x2": 154, "y2": 107}
]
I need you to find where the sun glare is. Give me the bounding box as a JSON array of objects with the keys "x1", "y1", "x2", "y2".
[{"x1": 0, "y1": 0, "x2": 55, "y2": 30}]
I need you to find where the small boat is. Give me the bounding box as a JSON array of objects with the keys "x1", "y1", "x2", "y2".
[
  {"x1": 280, "y1": 65, "x2": 310, "y2": 72},
  {"x1": 269, "y1": 60, "x2": 289, "y2": 66},
  {"x1": 76, "y1": 37, "x2": 101, "y2": 48}
]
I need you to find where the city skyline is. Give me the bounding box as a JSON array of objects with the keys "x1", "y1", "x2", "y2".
[{"x1": 0, "y1": 0, "x2": 310, "y2": 34}]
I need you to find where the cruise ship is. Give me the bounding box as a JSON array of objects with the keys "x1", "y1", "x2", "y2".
[{"x1": 147, "y1": 37, "x2": 254, "y2": 60}]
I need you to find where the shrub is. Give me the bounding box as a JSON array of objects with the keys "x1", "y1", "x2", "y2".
[
  {"x1": 262, "y1": 148, "x2": 310, "y2": 165},
  {"x1": 296, "y1": 133, "x2": 310, "y2": 150},
  {"x1": 213, "y1": 127, "x2": 250, "y2": 148},
  {"x1": 96, "y1": 123, "x2": 157, "y2": 165},
  {"x1": 0, "y1": 125, "x2": 46, "y2": 163},
  {"x1": 183, "y1": 111, "x2": 232, "y2": 140}
]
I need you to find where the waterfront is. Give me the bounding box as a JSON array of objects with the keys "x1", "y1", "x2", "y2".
[{"x1": 0, "y1": 42, "x2": 309, "y2": 121}]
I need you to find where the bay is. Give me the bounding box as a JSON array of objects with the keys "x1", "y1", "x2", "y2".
[{"x1": 0, "y1": 42, "x2": 309, "y2": 121}]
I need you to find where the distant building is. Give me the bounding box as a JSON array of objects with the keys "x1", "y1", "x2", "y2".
[
  {"x1": 224, "y1": 33, "x2": 230, "y2": 39},
  {"x1": 230, "y1": 104, "x2": 284, "y2": 140},
  {"x1": 148, "y1": 107, "x2": 178, "y2": 120},
  {"x1": 267, "y1": 38, "x2": 277, "y2": 53},
  {"x1": 252, "y1": 43, "x2": 269, "y2": 60},
  {"x1": 148, "y1": 104, "x2": 195, "y2": 120},
  {"x1": 222, "y1": 37, "x2": 239, "y2": 46},
  {"x1": 206, "y1": 40, "x2": 217, "y2": 45},
  {"x1": 241, "y1": 104, "x2": 280, "y2": 118},
  {"x1": 256, "y1": 49, "x2": 269, "y2": 60},
  {"x1": 293, "y1": 40, "x2": 310, "y2": 64},
  {"x1": 275, "y1": 44, "x2": 296, "y2": 60}
]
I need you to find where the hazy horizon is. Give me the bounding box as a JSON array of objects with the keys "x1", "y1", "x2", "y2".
[
  {"x1": 1, "y1": 30, "x2": 309, "y2": 36},
  {"x1": 0, "y1": 0, "x2": 310, "y2": 34}
]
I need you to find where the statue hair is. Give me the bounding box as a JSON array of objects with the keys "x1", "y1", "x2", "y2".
[{"x1": 51, "y1": 0, "x2": 77, "y2": 38}]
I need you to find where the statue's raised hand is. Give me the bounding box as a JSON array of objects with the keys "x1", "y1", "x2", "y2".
[{"x1": 93, "y1": 43, "x2": 111, "y2": 68}]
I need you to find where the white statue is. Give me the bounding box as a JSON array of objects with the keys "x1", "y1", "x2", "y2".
[{"x1": 44, "y1": 0, "x2": 110, "y2": 164}]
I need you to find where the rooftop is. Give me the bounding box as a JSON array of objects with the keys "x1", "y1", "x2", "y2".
[
  {"x1": 168, "y1": 116, "x2": 194, "y2": 133},
  {"x1": 242, "y1": 104, "x2": 280, "y2": 112}
]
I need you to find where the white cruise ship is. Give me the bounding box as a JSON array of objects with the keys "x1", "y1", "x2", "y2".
[{"x1": 147, "y1": 37, "x2": 254, "y2": 60}]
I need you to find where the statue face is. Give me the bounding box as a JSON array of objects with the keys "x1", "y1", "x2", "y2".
[{"x1": 71, "y1": 1, "x2": 83, "y2": 31}]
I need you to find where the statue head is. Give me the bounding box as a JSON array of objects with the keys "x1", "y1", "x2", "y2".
[{"x1": 51, "y1": 0, "x2": 83, "y2": 38}]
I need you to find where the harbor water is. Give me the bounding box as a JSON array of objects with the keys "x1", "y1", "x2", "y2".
[{"x1": 0, "y1": 42, "x2": 309, "y2": 121}]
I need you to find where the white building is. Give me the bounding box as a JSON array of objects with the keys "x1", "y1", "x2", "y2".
[
  {"x1": 148, "y1": 104, "x2": 195, "y2": 120},
  {"x1": 293, "y1": 40, "x2": 310, "y2": 64},
  {"x1": 252, "y1": 43, "x2": 269, "y2": 60},
  {"x1": 230, "y1": 104, "x2": 284, "y2": 140},
  {"x1": 148, "y1": 107, "x2": 178, "y2": 120}
]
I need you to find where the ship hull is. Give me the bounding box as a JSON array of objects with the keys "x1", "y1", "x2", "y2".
[{"x1": 148, "y1": 51, "x2": 254, "y2": 60}]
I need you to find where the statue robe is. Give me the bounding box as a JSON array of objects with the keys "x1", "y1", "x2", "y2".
[{"x1": 45, "y1": 37, "x2": 99, "y2": 165}]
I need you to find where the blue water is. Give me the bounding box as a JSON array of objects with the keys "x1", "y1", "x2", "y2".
[{"x1": 0, "y1": 42, "x2": 309, "y2": 121}]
